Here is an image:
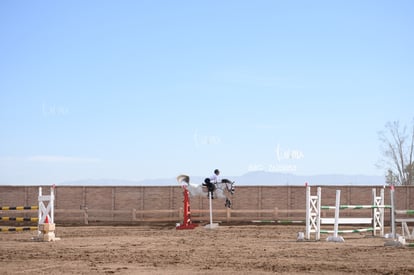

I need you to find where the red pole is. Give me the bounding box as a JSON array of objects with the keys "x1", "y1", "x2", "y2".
[{"x1": 176, "y1": 186, "x2": 198, "y2": 230}]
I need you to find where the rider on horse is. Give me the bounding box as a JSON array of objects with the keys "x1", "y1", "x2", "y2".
[{"x1": 204, "y1": 169, "x2": 220, "y2": 199}]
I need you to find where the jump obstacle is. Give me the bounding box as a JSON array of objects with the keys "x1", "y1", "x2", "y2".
[
  {"x1": 0, "y1": 205, "x2": 38, "y2": 232},
  {"x1": 176, "y1": 185, "x2": 198, "y2": 230},
  {"x1": 387, "y1": 185, "x2": 414, "y2": 247},
  {"x1": 175, "y1": 180, "x2": 219, "y2": 230},
  {"x1": 0, "y1": 186, "x2": 58, "y2": 241},
  {"x1": 306, "y1": 186, "x2": 390, "y2": 241}
]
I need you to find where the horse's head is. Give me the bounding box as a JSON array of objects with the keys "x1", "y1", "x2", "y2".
[{"x1": 221, "y1": 179, "x2": 235, "y2": 195}]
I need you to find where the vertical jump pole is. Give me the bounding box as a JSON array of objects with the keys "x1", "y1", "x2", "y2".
[
  {"x1": 317, "y1": 187, "x2": 321, "y2": 241},
  {"x1": 204, "y1": 191, "x2": 218, "y2": 229},
  {"x1": 380, "y1": 188, "x2": 385, "y2": 236},
  {"x1": 333, "y1": 190, "x2": 341, "y2": 239},
  {"x1": 38, "y1": 187, "x2": 42, "y2": 231},
  {"x1": 208, "y1": 192, "x2": 213, "y2": 225},
  {"x1": 305, "y1": 185, "x2": 310, "y2": 240},
  {"x1": 327, "y1": 190, "x2": 344, "y2": 242},
  {"x1": 372, "y1": 188, "x2": 377, "y2": 237},
  {"x1": 390, "y1": 185, "x2": 396, "y2": 239},
  {"x1": 50, "y1": 186, "x2": 55, "y2": 224}
]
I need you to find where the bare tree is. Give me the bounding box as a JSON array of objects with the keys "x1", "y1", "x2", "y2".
[{"x1": 378, "y1": 119, "x2": 414, "y2": 185}]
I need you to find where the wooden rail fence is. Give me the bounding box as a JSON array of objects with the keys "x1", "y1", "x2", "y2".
[{"x1": 53, "y1": 208, "x2": 393, "y2": 225}]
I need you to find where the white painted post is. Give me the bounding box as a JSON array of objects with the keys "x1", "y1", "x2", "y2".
[
  {"x1": 37, "y1": 186, "x2": 59, "y2": 241},
  {"x1": 372, "y1": 188, "x2": 377, "y2": 237},
  {"x1": 327, "y1": 190, "x2": 344, "y2": 242},
  {"x1": 333, "y1": 190, "x2": 340, "y2": 239},
  {"x1": 317, "y1": 187, "x2": 321, "y2": 241},
  {"x1": 306, "y1": 186, "x2": 322, "y2": 240},
  {"x1": 38, "y1": 187, "x2": 54, "y2": 224},
  {"x1": 209, "y1": 191, "x2": 213, "y2": 225},
  {"x1": 305, "y1": 186, "x2": 310, "y2": 240},
  {"x1": 391, "y1": 186, "x2": 396, "y2": 239},
  {"x1": 204, "y1": 191, "x2": 218, "y2": 229},
  {"x1": 50, "y1": 187, "x2": 55, "y2": 224},
  {"x1": 380, "y1": 188, "x2": 385, "y2": 236},
  {"x1": 38, "y1": 187, "x2": 42, "y2": 233}
]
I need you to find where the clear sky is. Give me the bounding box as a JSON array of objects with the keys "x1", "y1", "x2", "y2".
[{"x1": 1, "y1": 1, "x2": 413, "y2": 185}]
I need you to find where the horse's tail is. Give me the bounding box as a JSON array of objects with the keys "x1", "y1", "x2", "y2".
[{"x1": 177, "y1": 174, "x2": 190, "y2": 185}]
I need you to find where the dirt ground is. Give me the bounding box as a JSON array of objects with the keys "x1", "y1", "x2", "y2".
[{"x1": 0, "y1": 224, "x2": 413, "y2": 275}]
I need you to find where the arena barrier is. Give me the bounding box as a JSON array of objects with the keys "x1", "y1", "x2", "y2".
[
  {"x1": 306, "y1": 186, "x2": 390, "y2": 241},
  {"x1": 390, "y1": 185, "x2": 414, "y2": 242},
  {"x1": 0, "y1": 187, "x2": 58, "y2": 241}
]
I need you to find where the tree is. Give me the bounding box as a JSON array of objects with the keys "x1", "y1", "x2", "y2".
[{"x1": 378, "y1": 119, "x2": 414, "y2": 186}]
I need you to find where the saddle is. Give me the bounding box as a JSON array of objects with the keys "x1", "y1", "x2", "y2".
[{"x1": 203, "y1": 178, "x2": 216, "y2": 192}]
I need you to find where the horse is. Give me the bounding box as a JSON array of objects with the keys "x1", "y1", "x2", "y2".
[{"x1": 177, "y1": 174, "x2": 235, "y2": 208}]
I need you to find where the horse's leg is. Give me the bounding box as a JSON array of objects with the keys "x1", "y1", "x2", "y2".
[
  {"x1": 210, "y1": 186, "x2": 215, "y2": 199},
  {"x1": 225, "y1": 197, "x2": 232, "y2": 208}
]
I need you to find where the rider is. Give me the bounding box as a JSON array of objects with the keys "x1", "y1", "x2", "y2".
[{"x1": 204, "y1": 169, "x2": 220, "y2": 199}]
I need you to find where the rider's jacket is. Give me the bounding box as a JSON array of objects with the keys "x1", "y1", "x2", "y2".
[{"x1": 210, "y1": 174, "x2": 220, "y2": 183}]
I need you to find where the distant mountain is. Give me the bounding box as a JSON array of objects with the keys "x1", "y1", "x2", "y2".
[
  {"x1": 59, "y1": 179, "x2": 143, "y2": 186},
  {"x1": 232, "y1": 171, "x2": 385, "y2": 186},
  {"x1": 58, "y1": 172, "x2": 385, "y2": 186}
]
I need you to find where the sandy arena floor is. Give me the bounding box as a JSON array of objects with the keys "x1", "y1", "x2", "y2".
[{"x1": 0, "y1": 224, "x2": 413, "y2": 274}]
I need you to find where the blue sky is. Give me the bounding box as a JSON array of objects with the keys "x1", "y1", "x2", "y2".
[{"x1": 1, "y1": 1, "x2": 413, "y2": 185}]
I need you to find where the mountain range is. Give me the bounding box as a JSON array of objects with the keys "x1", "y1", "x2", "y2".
[{"x1": 59, "y1": 171, "x2": 385, "y2": 186}]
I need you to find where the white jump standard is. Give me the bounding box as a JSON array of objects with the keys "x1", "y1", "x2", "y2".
[
  {"x1": 326, "y1": 190, "x2": 344, "y2": 242},
  {"x1": 37, "y1": 186, "x2": 59, "y2": 241},
  {"x1": 306, "y1": 186, "x2": 389, "y2": 241},
  {"x1": 386, "y1": 185, "x2": 414, "y2": 247}
]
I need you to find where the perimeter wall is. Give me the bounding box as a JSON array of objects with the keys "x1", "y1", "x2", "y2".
[{"x1": 0, "y1": 186, "x2": 413, "y2": 225}]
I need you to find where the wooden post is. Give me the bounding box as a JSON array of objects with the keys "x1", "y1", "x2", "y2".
[
  {"x1": 179, "y1": 207, "x2": 183, "y2": 221},
  {"x1": 84, "y1": 207, "x2": 89, "y2": 225},
  {"x1": 132, "y1": 208, "x2": 136, "y2": 221},
  {"x1": 274, "y1": 207, "x2": 279, "y2": 221},
  {"x1": 226, "y1": 207, "x2": 231, "y2": 222}
]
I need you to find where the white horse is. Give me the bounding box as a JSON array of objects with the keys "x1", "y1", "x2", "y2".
[{"x1": 177, "y1": 174, "x2": 235, "y2": 208}]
